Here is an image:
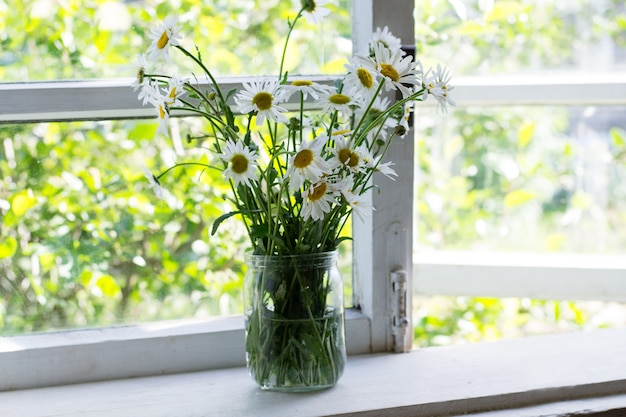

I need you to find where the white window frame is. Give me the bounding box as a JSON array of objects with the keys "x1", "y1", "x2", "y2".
[
  {"x1": 2, "y1": 0, "x2": 626, "y2": 395},
  {"x1": 0, "y1": 0, "x2": 414, "y2": 391},
  {"x1": 413, "y1": 75, "x2": 626, "y2": 301}
]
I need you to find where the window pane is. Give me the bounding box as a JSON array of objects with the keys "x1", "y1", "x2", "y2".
[
  {"x1": 0, "y1": 118, "x2": 353, "y2": 334},
  {"x1": 3, "y1": 0, "x2": 351, "y2": 82},
  {"x1": 416, "y1": 0, "x2": 626, "y2": 76},
  {"x1": 414, "y1": 105, "x2": 626, "y2": 254},
  {"x1": 0, "y1": 120, "x2": 248, "y2": 333}
]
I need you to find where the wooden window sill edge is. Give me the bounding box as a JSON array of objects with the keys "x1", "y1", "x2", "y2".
[
  {"x1": 0, "y1": 309, "x2": 371, "y2": 391},
  {"x1": 1, "y1": 328, "x2": 626, "y2": 417}
]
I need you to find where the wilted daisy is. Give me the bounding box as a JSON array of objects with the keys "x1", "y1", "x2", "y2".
[
  {"x1": 146, "y1": 16, "x2": 182, "y2": 63},
  {"x1": 235, "y1": 79, "x2": 289, "y2": 126},
  {"x1": 318, "y1": 89, "x2": 357, "y2": 115},
  {"x1": 296, "y1": 0, "x2": 331, "y2": 24},
  {"x1": 373, "y1": 42, "x2": 420, "y2": 98},
  {"x1": 372, "y1": 26, "x2": 403, "y2": 54},
  {"x1": 131, "y1": 54, "x2": 149, "y2": 92},
  {"x1": 343, "y1": 56, "x2": 379, "y2": 101},
  {"x1": 219, "y1": 140, "x2": 259, "y2": 188},
  {"x1": 301, "y1": 179, "x2": 337, "y2": 221},
  {"x1": 286, "y1": 135, "x2": 331, "y2": 192}
]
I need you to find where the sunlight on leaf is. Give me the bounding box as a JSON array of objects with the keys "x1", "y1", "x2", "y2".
[
  {"x1": 518, "y1": 121, "x2": 535, "y2": 149},
  {"x1": 545, "y1": 234, "x2": 565, "y2": 252},
  {"x1": 96, "y1": 275, "x2": 121, "y2": 297},
  {"x1": 0, "y1": 237, "x2": 17, "y2": 259},
  {"x1": 11, "y1": 190, "x2": 37, "y2": 217},
  {"x1": 503, "y1": 189, "x2": 536, "y2": 208}
]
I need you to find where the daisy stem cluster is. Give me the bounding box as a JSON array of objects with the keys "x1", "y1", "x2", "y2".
[{"x1": 134, "y1": 2, "x2": 454, "y2": 258}]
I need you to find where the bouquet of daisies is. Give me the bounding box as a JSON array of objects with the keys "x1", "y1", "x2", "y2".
[
  {"x1": 133, "y1": 2, "x2": 453, "y2": 258},
  {"x1": 133, "y1": 0, "x2": 453, "y2": 391}
]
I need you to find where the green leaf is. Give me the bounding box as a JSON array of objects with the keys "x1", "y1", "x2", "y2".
[
  {"x1": 211, "y1": 209, "x2": 261, "y2": 235},
  {"x1": 504, "y1": 190, "x2": 536, "y2": 208},
  {"x1": 0, "y1": 237, "x2": 17, "y2": 259},
  {"x1": 211, "y1": 211, "x2": 241, "y2": 235}
]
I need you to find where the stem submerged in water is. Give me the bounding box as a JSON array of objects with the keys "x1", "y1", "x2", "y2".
[{"x1": 244, "y1": 252, "x2": 346, "y2": 391}]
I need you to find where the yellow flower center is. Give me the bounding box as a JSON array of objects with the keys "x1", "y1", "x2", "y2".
[
  {"x1": 293, "y1": 149, "x2": 314, "y2": 169},
  {"x1": 292, "y1": 80, "x2": 313, "y2": 86},
  {"x1": 231, "y1": 154, "x2": 249, "y2": 174},
  {"x1": 159, "y1": 104, "x2": 166, "y2": 119},
  {"x1": 357, "y1": 68, "x2": 373, "y2": 89},
  {"x1": 329, "y1": 94, "x2": 350, "y2": 105},
  {"x1": 157, "y1": 31, "x2": 169, "y2": 50},
  {"x1": 308, "y1": 182, "x2": 327, "y2": 201},
  {"x1": 338, "y1": 148, "x2": 359, "y2": 167},
  {"x1": 169, "y1": 87, "x2": 177, "y2": 99},
  {"x1": 252, "y1": 91, "x2": 273, "y2": 111},
  {"x1": 380, "y1": 63, "x2": 399, "y2": 82}
]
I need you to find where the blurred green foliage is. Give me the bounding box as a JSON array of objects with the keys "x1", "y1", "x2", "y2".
[
  {"x1": 0, "y1": 0, "x2": 351, "y2": 333},
  {"x1": 412, "y1": 0, "x2": 626, "y2": 347}
]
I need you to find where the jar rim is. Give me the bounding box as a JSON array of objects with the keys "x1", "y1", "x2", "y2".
[{"x1": 245, "y1": 250, "x2": 339, "y2": 265}]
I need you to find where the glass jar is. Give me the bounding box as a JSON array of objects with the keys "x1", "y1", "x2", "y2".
[{"x1": 244, "y1": 251, "x2": 346, "y2": 392}]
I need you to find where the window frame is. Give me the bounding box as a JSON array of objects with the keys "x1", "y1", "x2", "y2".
[
  {"x1": 2, "y1": 0, "x2": 626, "y2": 394},
  {"x1": 413, "y1": 74, "x2": 626, "y2": 300},
  {"x1": 0, "y1": 0, "x2": 414, "y2": 390}
]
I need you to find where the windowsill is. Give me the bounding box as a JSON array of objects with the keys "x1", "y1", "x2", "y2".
[{"x1": 2, "y1": 328, "x2": 625, "y2": 417}]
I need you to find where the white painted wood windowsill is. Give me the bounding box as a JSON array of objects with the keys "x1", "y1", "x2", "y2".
[{"x1": 2, "y1": 329, "x2": 626, "y2": 417}]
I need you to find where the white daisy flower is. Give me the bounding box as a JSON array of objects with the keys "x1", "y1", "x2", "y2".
[
  {"x1": 163, "y1": 75, "x2": 187, "y2": 107},
  {"x1": 375, "y1": 160, "x2": 398, "y2": 180},
  {"x1": 138, "y1": 82, "x2": 159, "y2": 106},
  {"x1": 283, "y1": 79, "x2": 333, "y2": 101},
  {"x1": 336, "y1": 176, "x2": 373, "y2": 222},
  {"x1": 295, "y1": 0, "x2": 331, "y2": 25},
  {"x1": 343, "y1": 56, "x2": 379, "y2": 101},
  {"x1": 301, "y1": 179, "x2": 337, "y2": 222},
  {"x1": 153, "y1": 98, "x2": 170, "y2": 137},
  {"x1": 421, "y1": 64, "x2": 443, "y2": 102},
  {"x1": 372, "y1": 26, "x2": 403, "y2": 55},
  {"x1": 331, "y1": 135, "x2": 364, "y2": 173},
  {"x1": 286, "y1": 135, "x2": 331, "y2": 192},
  {"x1": 360, "y1": 147, "x2": 397, "y2": 181},
  {"x1": 427, "y1": 64, "x2": 455, "y2": 113},
  {"x1": 219, "y1": 141, "x2": 259, "y2": 188},
  {"x1": 373, "y1": 42, "x2": 420, "y2": 98},
  {"x1": 131, "y1": 54, "x2": 148, "y2": 92},
  {"x1": 146, "y1": 16, "x2": 182, "y2": 64},
  {"x1": 318, "y1": 89, "x2": 357, "y2": 115},
  {"x1": 234, "y1": 79, "x2": 289, "y2": 126},
  {"x1": 143, "y1": 167, "x2": 166, "y2": 200},
  {"x1": 396, "y1": 102, "x2": 413, "y2": 138}
]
